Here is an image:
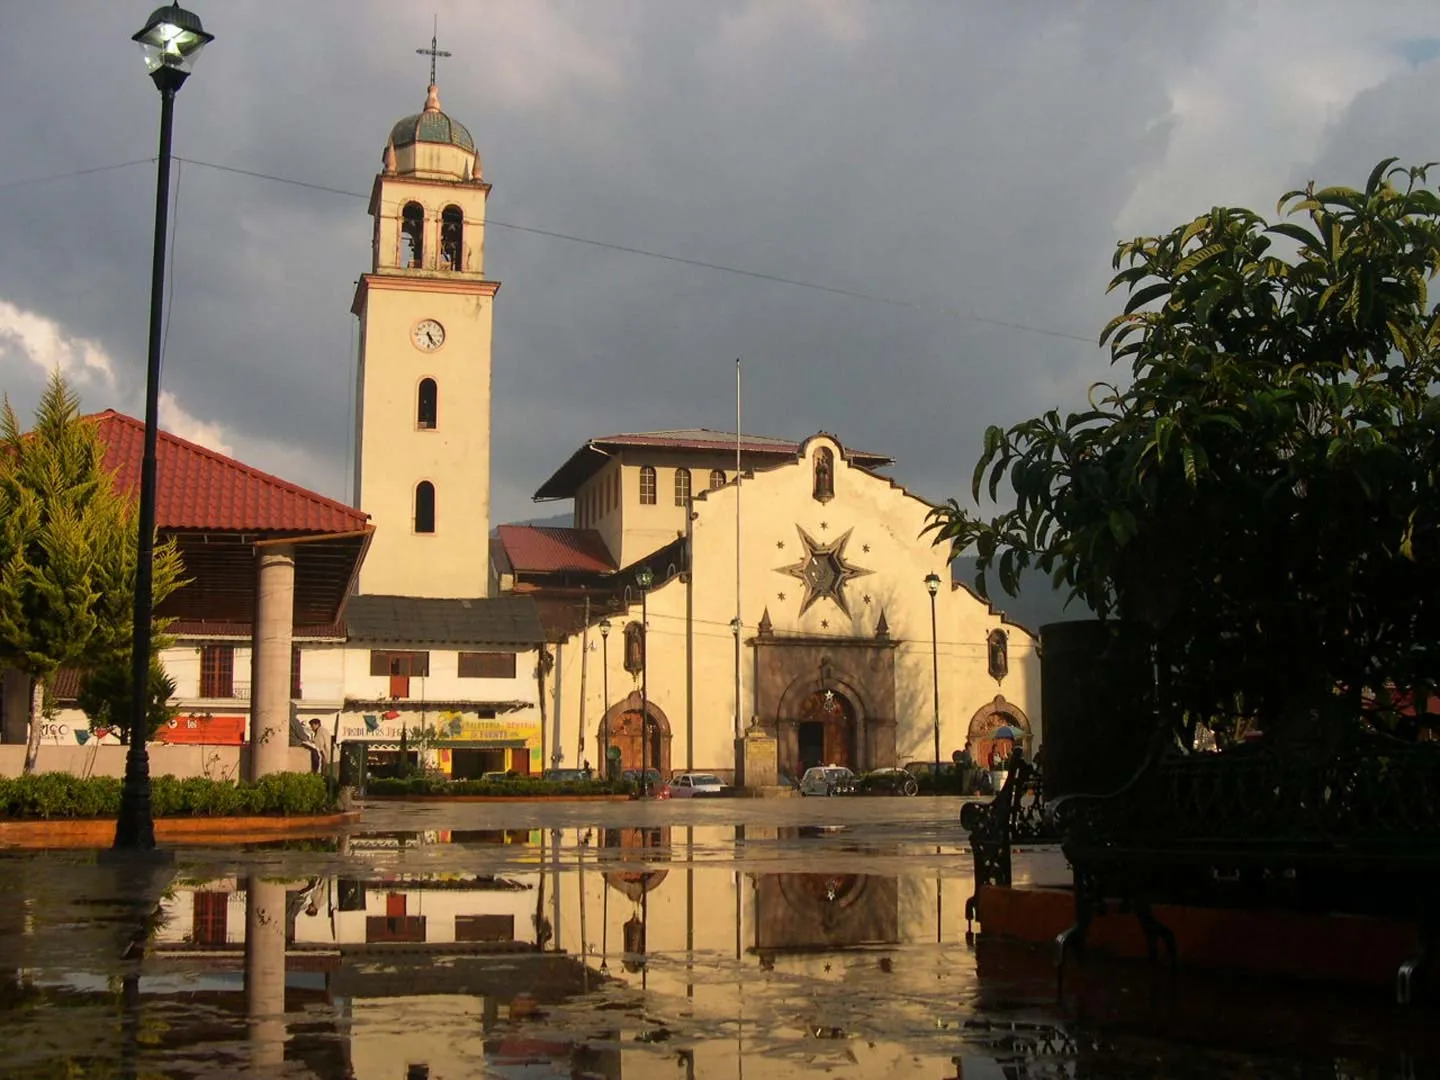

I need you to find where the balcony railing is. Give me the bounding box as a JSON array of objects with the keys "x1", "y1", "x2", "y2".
[{"x1": 198, "y1": 682, "x2": 249, "y2": 701}]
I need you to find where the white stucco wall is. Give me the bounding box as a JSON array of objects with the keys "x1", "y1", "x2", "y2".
[
  {"x1": 544, "y1": 435, "x2": 1040, "y2": 776},
  {"x1": 26, "y1": 637, "x2": 542, "y2": 768}
]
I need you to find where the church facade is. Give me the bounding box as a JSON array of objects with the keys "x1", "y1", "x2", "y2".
[{"x1": 495, "y1": 430, "x2": 1041, "y2": 782}]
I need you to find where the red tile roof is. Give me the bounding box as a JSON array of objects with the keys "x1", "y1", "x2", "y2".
[
  {"x1": 496, "y1": 524, "x2": 616, "y2": 574},
  {"x1": 89, "y1": 411, "x2": 369, "y2": 535}
]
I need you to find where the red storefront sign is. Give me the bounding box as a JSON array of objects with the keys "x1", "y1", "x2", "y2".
[{"x1": 159, "y1": 714, "x2": 246, "y2": 745}]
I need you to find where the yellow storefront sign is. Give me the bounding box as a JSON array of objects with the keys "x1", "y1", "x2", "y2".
[{"x1": 435, "y1": 714, "x2": 541, "y2": 744}]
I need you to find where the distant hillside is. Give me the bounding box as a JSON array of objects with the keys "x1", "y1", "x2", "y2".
[
  {"x1": 950, "y1": 557, "x2": 1094, "y2": 632},
  {"x1": 492, "y1": 512, "x2": 572, "y2": 536}
]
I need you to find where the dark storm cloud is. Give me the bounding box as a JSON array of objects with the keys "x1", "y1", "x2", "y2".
[{"x1": 1, "y1": 2, "x2": 1434, "y2": 526}]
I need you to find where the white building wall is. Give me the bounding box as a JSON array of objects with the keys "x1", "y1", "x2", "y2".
[
  {"x1": 547, "y1": 435, "x2": 1041, "y2": 777},
  {"x1": 37, "y1": 638, "x2": 544, "y2": 767}
]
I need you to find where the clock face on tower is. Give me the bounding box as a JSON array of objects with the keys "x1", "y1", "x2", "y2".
[{"x1": 412, "y1": 319, "x2": 446, "y2": 352}]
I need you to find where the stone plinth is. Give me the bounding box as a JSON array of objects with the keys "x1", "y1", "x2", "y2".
[{"x1": 736, "y1": 730, "x2": 777, "y2": 790}]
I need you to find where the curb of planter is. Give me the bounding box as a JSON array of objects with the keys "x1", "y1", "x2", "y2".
[
  {"x1": 0, "y1": 810, "x2": 362, "y2": 850},
  {"x1": 363, "y1": 794, "x2": 634, "y2": 803}
]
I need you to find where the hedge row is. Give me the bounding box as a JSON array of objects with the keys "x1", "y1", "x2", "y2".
[
  {"x1": 0, "y1": 772, "x2": 336, "y2": 819},
  {"x1": 367, "y1": 776, "x2": 629, "y2": 798}
]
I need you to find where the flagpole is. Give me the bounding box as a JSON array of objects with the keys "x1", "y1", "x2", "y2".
[{"x1": 735, "y1": 358, "x2": 743, "y2": 742}]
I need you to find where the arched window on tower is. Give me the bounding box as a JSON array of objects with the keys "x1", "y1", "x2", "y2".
[
  {"x1": 674, "y1": 467, "x2": 691, "y2": 506},
  {"x1": 400, "y1": 202, "x2": 425, "y2": 268},
  {"x1": 417, "y1": 378, "x2": 438, "y2": 430},
  {"x1": 639, "y1": 466, "x2": 657, "y2": 505},
  {"x1": 414, "y1": 481, "x2": 436, "y2": 533},
  {"x1": 440, "y1": 205, "x2": 464, "y2": 271},
  {"x1": 708, "y1": 469, "x2": 726, "y2": 491},
  {"x1": 813, "y1": 447, "x2": 834, "y2": 502}
]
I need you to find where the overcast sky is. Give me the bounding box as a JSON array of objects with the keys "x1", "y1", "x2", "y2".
[{"x1": 1, "y1": 2, "x2": 1438, "y2": 528}]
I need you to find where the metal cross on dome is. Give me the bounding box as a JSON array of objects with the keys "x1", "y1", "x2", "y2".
[
  {"x1": 775, "y1": 525, "x2": 872, "y2": 617},
  {"x1": 416, "y1": 17, "x2": 451, "y2": 86}
]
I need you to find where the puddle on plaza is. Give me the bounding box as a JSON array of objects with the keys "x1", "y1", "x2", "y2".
[{"x1": 0, "y1": 822, "x2": 1436, "y2": 1078}]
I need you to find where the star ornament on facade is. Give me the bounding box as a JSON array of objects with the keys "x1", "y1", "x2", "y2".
[{"x1": 776, "y1": 526, "x2": 872, "y2": 617}]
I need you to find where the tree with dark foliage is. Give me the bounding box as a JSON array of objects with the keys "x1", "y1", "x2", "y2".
[{"x1": 927, "y1": 159, "x2": 1440, "y2": 744}]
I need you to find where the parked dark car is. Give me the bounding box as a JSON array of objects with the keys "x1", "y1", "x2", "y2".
[
  {"x1": 856, "y1": 767, "x2": 919, "y2": 796},
  {"x1": 542, "y1": 768, "x2": 592, "y2": 782},
  {"x1": 621, "y1": 768, "x2": 671, "y2": 798},
  {"x1": 905, "y1": 759, "x2": 987, "y2": 795}
]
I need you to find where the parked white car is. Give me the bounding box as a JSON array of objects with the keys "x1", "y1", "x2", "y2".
[{"x1": 670, "y1": 772, "x2": 727, "y2": 798}]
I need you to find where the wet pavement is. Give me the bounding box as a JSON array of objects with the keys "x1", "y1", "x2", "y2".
[{"x1": 0, "y1": 796, "x2": 1435, "y2": 1078}]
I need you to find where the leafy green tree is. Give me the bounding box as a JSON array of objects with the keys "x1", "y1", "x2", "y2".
[
  {"x1": 75, "y1": 655, "x2": 177, "y2": 745},
  {"x1": 0, "y1": 373, "x2": 186, "y2": 768},
  {"x1": 927, "y1": 159, "x2": 1440, "y2": 742}
]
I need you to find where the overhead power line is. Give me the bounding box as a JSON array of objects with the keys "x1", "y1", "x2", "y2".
[
  {"x1": 0, "y1": 158, "x2": 155, "y2": 191},
  {"x1": 2, "y1": 154, "x2": 1098, "y2": 346}
]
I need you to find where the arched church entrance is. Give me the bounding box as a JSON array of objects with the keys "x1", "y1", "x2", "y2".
[
  {"x1": 965, "y1": 695, "x2": 1032, "y2": 770},
  {"x1": 753, "y1": 634, "x2": 898, "y2": 782},
  {"x1": 796, "y1": 688, "x2": 856, "y2": 772},
  {"x1": 598, "y1": 691, "x2": 673, "y2": 778}
]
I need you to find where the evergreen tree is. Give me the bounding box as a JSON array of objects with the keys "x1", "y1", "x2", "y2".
[{"x1": 0, "y1": 372, "x2": 186, "y2": 769}]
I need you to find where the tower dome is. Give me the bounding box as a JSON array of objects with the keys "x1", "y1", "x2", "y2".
[
  {"x1": 389, "y1": 84, "x2": 475, "y2": 153},
  {"x1": 383, "y1": 84, "x2": 480, "y2": 181}
]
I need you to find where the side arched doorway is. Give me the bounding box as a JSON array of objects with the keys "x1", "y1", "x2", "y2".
[
  {"x1": 597, "y1": 690, "x2": 673, "y2": 778},
  {"x1": 965, "y1": 695, "x2": 1032, "y2": 769}
]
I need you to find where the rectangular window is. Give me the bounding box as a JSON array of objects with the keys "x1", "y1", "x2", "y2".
[
  {"x1": 290, "y1": 645, "x2": 302, "y2": 700},
  {"x1": 369, "y1": 651, "x2": 430, "y2": 678},
  {"x1": 456, "y1": 914, "x2": 516, "y2": 942},
  {"x1": 192, "y1": 891, "x2": 229, "y2": 946},
  {"x1": 458, "y1": 651, "x2": 517, "y2": 679},
  {"x1": 366, "y1": 915, "x2": 427, "y2": 943},
  {"x1": 371, "y1": 650, "x2": 428, "y2": 701},
  {"x1": 200, "y1": 645, "x2": 234, "y2": 699}
]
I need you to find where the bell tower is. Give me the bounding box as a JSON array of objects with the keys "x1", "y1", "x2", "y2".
[{"x1": 351, "y1": 65, "x2": 497, "y2": 598}]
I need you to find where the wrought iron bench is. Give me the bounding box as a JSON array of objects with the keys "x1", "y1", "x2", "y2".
[
  {"x1": 1047, "y1": 729, "x2": 1440, "y2": 1001},
  {"x1": 962, "y1": 752, "x2": 1055, "y2": 938}
]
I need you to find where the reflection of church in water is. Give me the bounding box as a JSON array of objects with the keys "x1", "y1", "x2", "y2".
[{"x1": 141, "y1": 824, "x2": 964, "y2": 1076}]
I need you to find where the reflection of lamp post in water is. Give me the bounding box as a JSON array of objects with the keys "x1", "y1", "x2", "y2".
[
  {"x1": 600, "y1": 858, "x2": 610, "y2": 973},
  {"x1": 599, "y1": 619, "x2": 611, "y2": 777},
  {"x1": 636, "y1": 567, "x2": 654, "y2": 795}
]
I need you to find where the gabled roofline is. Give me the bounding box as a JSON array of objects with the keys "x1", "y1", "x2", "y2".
[
  {"x1": 532, "y1": 430, "x2": 892, "y2": 501},
  {"x1": 949, "y1": 578, "x2": 1039, "y2": 641}
]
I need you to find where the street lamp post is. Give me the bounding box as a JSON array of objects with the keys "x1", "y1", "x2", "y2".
[
  {"x1": 925, "y1": 572, "x2": 942, "y2": 791},
  {"x1": 114, "y1": 4, "x2": 214, "y2": 852},
  {"x1": 636, "y1": 567, "x2": 653, "y2": 796},
  {"x1": 599, "y1": 618, "x2": 611, "y2": 780}
]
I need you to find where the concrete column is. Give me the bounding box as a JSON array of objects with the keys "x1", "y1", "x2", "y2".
[
  {"x1": 1, "y1": 668, "x2": 30, "y2": 744},
  {"x1": 249, "y1": 545, "x2": 295, "y2": 781},
  {"x1": 245, "y1": 876, "x2": 287, "y2": 1068}
]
